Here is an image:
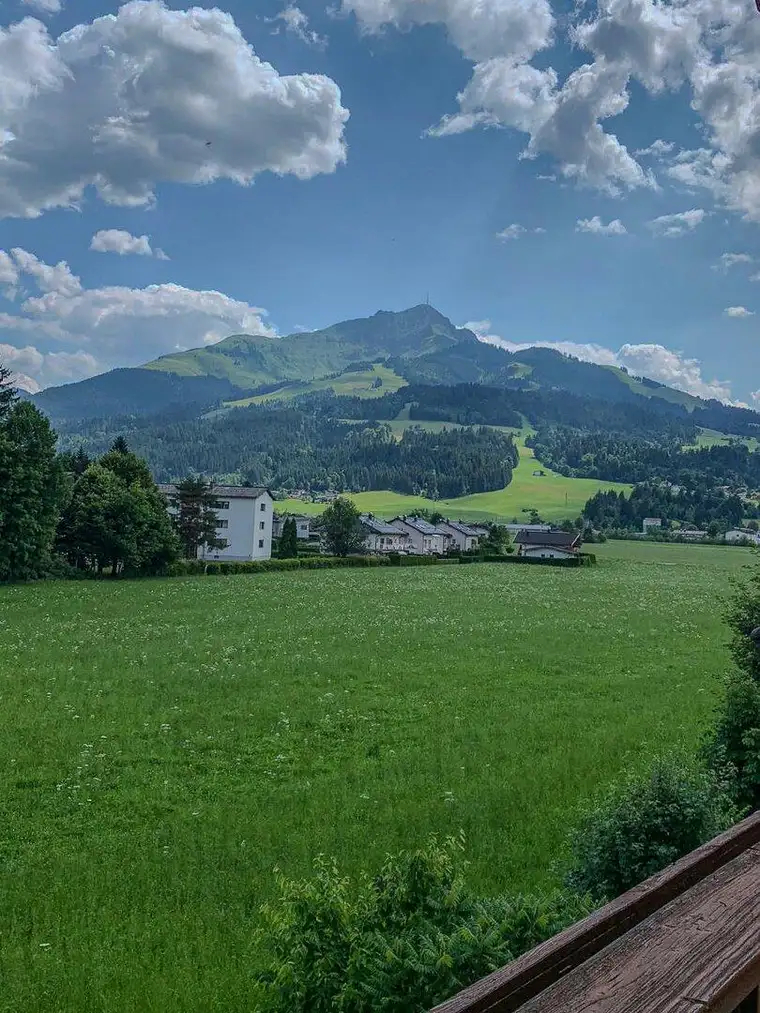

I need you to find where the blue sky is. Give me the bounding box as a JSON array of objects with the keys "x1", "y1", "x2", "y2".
[{"x1": 2, "y1": 0, "x2": 760, "y2": 403}]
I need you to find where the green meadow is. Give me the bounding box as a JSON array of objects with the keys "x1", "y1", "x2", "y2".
[
  {"x1": 277, "y1": 430, "x2": 630, "y2": 522},
  {"x1": 0, "y1": 540, "x2": 750, "y2": 1011}
]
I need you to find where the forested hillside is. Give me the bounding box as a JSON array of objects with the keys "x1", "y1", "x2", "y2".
[{"x1": 57, "y1": 407, "x2": 519, "y2": 498}]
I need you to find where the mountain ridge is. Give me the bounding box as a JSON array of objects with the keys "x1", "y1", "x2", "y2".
[{"x1": 25, "y1": 304, "x2": 760, "y2": 436}]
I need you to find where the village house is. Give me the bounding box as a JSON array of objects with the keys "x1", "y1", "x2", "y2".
[
  {"x1": 272, "y1": 514, "x2": 314, "y2": 541},
  {"x1": 642, "y1": 517, "x2": 663, "y2": 532},
  {"x1": 514, "y1": 529, "x2": 581, "y2": 560},
  {"x1": 161, "y1": 484, "x2": 273, "y2": 561},
  {"x1": 725, "y1": 528, "x2": 760, "y2": 545},
  {"x1": 360, "y1": 515, "x2": 411, "y2": 554},
  {"x1": 504, "y1": 523, "x2": 552, "y2": 535},
  {"x1": 390, "y1": 517, "x2": 449, "y2": 555},
  {"x1": 437, "y1": 520, "x2": 482, "y2": 552}
]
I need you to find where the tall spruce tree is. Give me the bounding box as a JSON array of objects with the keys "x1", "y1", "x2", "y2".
[
  {"x1": 170, "y1": 477, "x2": 225, "y2": 559},
  {"x1": 0, "y1": 367, "x2": 67, "y2": 582},
  {"x1": 279, "y1": 516, "x2": 299, "y2": 558}
]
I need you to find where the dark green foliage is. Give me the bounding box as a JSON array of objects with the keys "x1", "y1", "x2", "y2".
[
  {"x1": 255, "y1": 835, "x2": 592, "y2": 1013},
  {"x1": 565, "y1": 755, "x2": 739, "y2": 903},
  {"x1": 0, "y1": 400, "x2": 68, "y2": 582},
  {"x1": 478, "y1": 524, "x2": 512, "y2": 555},
  {"x1": 170, "y1": 477, "x2": 225, "y2": 559},
  {"x1": 278, "y1": 517, "x2": 299, "y2": 559},
  {"x1": 0, "y1": 362, "x2": 18, "y2": 420},
  {"x1": 703, "y1": 671, "x2": 760, "y2": 811},
  {"x1": 57, "y1": 408, "x2": 519, "y2": 500},
  {"x1": 724, "y1": 565, "x2": 760, "y2": 683},
  {"x1": 319, "y1": 498, "x2": 366, "y2": 557},
  {"x1": 57, "y1": 456, "x2": 179, "y2": 577},
  {"x1": 583, "y1": 484, "x2": 749, "y2": 531}
]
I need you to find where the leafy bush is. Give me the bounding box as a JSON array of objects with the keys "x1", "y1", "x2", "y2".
[
  {"x1": 703, "y1": 669, "x2": 760, "y2": 811},
  {"x1": 724, "y1": 564, "x2": 760, "y2": 683},
  {"x1": 255, "y1": 835, "x2": 592, "y2": 1013},
  {"x1": 166, "y1": 555, "x2": 391, "y2": 577},
  {"x1": 565, "y1": 755, "x2": 739, "y2": 903}
]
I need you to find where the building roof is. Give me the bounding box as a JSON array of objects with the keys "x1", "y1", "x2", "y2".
[
  {"x1": 514, "y1": 529, "x2": 580, "y2": 548},
  {"x1": 442, "y1": 521, "x2": 481, "y2": 537},
  {"x1": 159, "y1": 483, "x2": 270, "y2": 499},
  {"x1": 361, "y1": 515, "x2": 406, "y2": 536},
  {"x1": 392, "y1": 516, "x2": 446, "y2": 536}
]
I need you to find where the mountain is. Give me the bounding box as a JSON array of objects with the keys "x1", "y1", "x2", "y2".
[{"x1": 26, "y1": 304, "x2": 760, "y2": 439}]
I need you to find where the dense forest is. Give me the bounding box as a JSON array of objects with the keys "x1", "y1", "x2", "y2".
[
  {"x1": 58, "y1": 406, "x2": 519, "y2": 499},
  {"x1": 530, "y1": 427, "x2": 760, "y2": 489},
  {"x1": 583, "y1": 485, "x2": 754, "y2": 531}
]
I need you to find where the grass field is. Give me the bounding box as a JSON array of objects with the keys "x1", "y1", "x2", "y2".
[
  {"x1": 0, "y1": 541, "x2": 751, "y2": 1011},
  {"x1": 690, "y1": 427, "x2": 760, "y2": 451},
  {"x1": 224, "y1": 363, "x2": 407, "y2": 407},
  {"x1": 277, "y1": 431, "x2": 630, "y2": 522}
]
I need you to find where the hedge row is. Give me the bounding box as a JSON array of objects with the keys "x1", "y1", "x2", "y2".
[{"x1": 168, "y1": 550, "x2": 595, "y2": 578}]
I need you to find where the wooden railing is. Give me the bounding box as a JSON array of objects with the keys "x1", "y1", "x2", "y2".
[{"x1": 430, "y1": 810, "x2": 760, "y2": 1013}]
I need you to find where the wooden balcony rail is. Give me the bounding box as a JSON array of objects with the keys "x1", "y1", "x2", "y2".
[{"x1": 430, "y1": 809, "x2": 760, "y2": 1013}]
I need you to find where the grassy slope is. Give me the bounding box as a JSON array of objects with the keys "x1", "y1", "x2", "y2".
[
  {"x1": 277, "y1": 428, "x2": 631, "y2": 522},
  {"x1": 0, "y1": 544, "x2": 747, "y2": 1010},
  {"x1": 223, "y1": 363, "x2": 408, "y2": 407},
  {"x1": 609, "y1": 366, "x2": 703, "y2": 411},
  {"x1": 690, "y1": 427, "x2": 760, "y2": 451}
]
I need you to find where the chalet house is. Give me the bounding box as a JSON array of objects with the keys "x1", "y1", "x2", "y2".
[
  {"x1": 390, "y1": 517, "x2": 449, "y2": 555},
  {"x1": 272, "y1": 514, "x2": 313, "y2": 541},
  {"x1": 514, "y1": 529, "x2": 581, "y2": 560},
  {"x1": 360, "y1": 516, "x2": 411, "y2": 554},
  {"x1": 160, "y1": 484, "x2": 273, "y2": 561},
  {"x1": 726, "y1": 528, "x2": 760, "y2": 545},
  {"x1": 437, "y1": 520, "x2": 482, "y2": 552}
]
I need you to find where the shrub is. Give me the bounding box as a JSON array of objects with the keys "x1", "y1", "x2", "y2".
[
  {"x1": 725, "y1": 564, "x2": 760, "y2": 683},
  {"x1": 564, "y1": 754, "x2": 740, "y2": 904},
  {"x1": 703, "y1": 669, "x2": 760, "y2": 811},
  {"x1": 255, "y1": 835, "x2": 592, "y2": 1013}
]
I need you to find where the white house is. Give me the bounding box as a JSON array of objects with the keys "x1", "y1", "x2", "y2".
[
  {"x1": 726, "y1": 528, "x2": 760, "y2": 545},
  {"x1": 504, "y1": 523, "x2": 552, "y2": 535},
  {"x1": 437, "y1": 520, "x2": 481, "y2": 552},
  {"x1": 514, "y1": 529, "x2": 581, "y2": 560},
  {"x1": 642, "y1": 517, "x2": 663, "y2": 532},
  {"x1": 161, "y1": 484, "x2": 273, "y2": 561},
  {"x1": 273, "y1": 514, "x2": 313, "y2": 541},
  {"x1": 390, "y1": 517, "x2": 449, "y2": 555},
  {"x1": 360, "y1": 515, "x2": 411, "y2": 553}
]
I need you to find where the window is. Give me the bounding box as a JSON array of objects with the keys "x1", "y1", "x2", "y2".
[
  {"x1": 258, "y1": 539, "x2": 264, "y2": 548},
  {"x1": 218, "y1": 519, "x2": 229, "y2": 529},
  {"x1": 260, "y1": 501, "x2": 266, "y2": 512},
  {"x1": 217, "y1": 501, "x2": 230, "y2": 510},
  {"x1": 260, "y1": 521, "x2": 265, "y2": 530}
]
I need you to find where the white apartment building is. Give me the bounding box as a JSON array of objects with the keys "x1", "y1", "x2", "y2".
[{"x1": 161, "y1": 484, "x2": 273, "y2": 561}]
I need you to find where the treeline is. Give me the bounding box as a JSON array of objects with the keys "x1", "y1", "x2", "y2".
[
  {"x1": 0, "y1": 367, "x2": 181, "y2": 582},
  {"x1": 301, "y1": 383, "x2": 698, "y2": 439},
  {"x1": 532, "y1": 427, "x2": 760, "y2": 488},
  {"x1": 57, "y1": 406, "x2": 520, "y2": 498},
  {"x1": 583, "y1": 485, "x2": 752, "y2": 531}
]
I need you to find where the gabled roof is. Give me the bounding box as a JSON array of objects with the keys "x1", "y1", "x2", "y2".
[
  {"x1": 514, "y1": 529, "x2": 580, "y2": 548},
  {"x1": 361, "y1": 515, "x2": 406, "y2": 536},
  {"x1": 442, "y1": 521, "x2": 481, "y2": 537},
  {"x1": 392, "y1": 516, "x2": 445, "y2": 536},
  {"x1": 159, "y1": 483, "x2": 270, "y2": 499}
]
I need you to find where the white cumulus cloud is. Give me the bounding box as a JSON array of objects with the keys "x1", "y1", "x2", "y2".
[
  {"x1": 272, "y1": 5, "x2": 327, "y2": 46},
  {"x1": 466, "y1": 319, "x2": 734, "y2": 403},
  {"x1": 714, "y1": 252, "x2": 753, "y2": 272},
  {"x1": 21, "y1": 0, "x2": 62, "y2": 13},
  {"x1": 0, "y1": 1, "x2": 349, "y2": 220},
  {"x1": 496, "y1": 224, "x2": 527, "y2": 240},
  {"x1": 90, "y1": 229, "x2": 168, "y2": 259},
  {"x1": 725, "y1": 306, "x2": 754, "y2": 318},
  {"x1": 647, "y1": 209, "x2": 707, "y2": 237},
  {"x1": 576, "y1": 216, "x2": 627, "y2": 235},
  {"x1": 0, "y1": 246, "x2": 277, "y2": 389}
]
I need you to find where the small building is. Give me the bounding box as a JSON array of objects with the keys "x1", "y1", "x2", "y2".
[
  {"x1": 642, "y1": 517, "x2": 662, "y2": 532},
  {"x1": 360, "y1": 515, "x2": 411, "y2": 554},
  {"x1": 504, "y1": 523, "x2": 552, "y2": 534},
  {"x1": 160, "y1": 484, "x2": 273, "y2": 561},
  {"x1": 437, "y1": 520, "x2": 482, "y2": 552},
  {"x1": 514, "y1": 529, "x2": 581, "y2": 559},
  {"x1": 726, "y1": 528, "x2": 760, "y2": 545},
  {"x1": 390, "y1": 517, "x2": 449, "y2": 555},
  {"x1": 273, "y1": 514, "x2": 313, "y2": 541},
  {"x1": 678, "y1": 528, "x2": 708, "y2": 541}
]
